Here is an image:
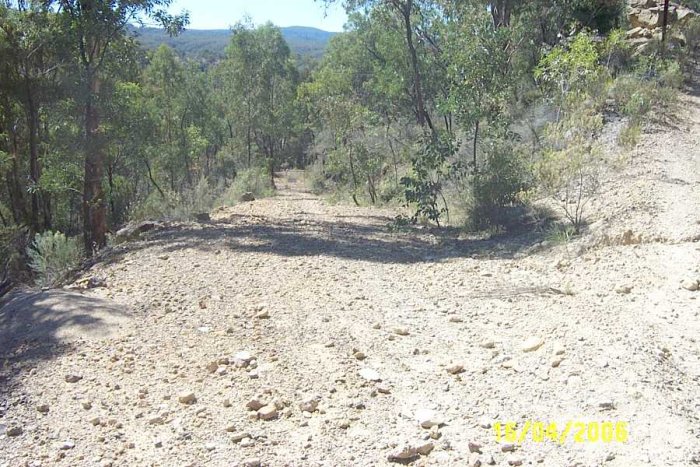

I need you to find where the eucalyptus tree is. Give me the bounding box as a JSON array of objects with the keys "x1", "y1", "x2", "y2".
[
  {"x1": 217, "y1": 22, "x2": 299, "y2": 187},
  {"x1": 49, "y1": 0, "x2": 188, "y2": 251}
]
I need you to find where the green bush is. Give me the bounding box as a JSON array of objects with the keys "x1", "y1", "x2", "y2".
[
  {"x1": 27, "y1": 231, "x2": 82, "y2": 288},
  {"x1": 467, "y1": 142, "x2": 530, "y2": 230},
  {"x1": 217, "y1": 167, "x2": 275, "y2": 206},
  {"x1": 131, "y1": 178, "x2": 220, "y2": 222},
  {"x1": 618, "y1": 122, "x2": 641, "y2": 148}
]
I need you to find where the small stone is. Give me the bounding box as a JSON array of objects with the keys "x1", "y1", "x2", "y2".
[
  {"x1": 485, "y1": 455, "x2": 496, "y2": 465},
  {"x1": 468, "y1": 441, "x2": 483, "y2": 453},
  {"x1": 154, "y1": 440, "x2": 163, "y2": 448},
  {"x1": 359, "y1": 368, "x2": 382, "y2": 382},
  {"x1": 480, "y1": 339, "x2": 496, "y2": 349},
  {"x1": 148, "y1": 416, "x2": 164, "y2": 425},
  {"x1": 230, "y1": 432, "x2": 249, "y2": 443},
  {"x1": 416, "y1": 408, "x2": 442, "y2": 429},
  {"x1": 246, "y1": 398, "x2": 266, "y2": 411},
  {"x1": 415, "y1": 441, "x2": 434, "y2": 455},
  {"x1": 551, "y1": 357, "x2": 564, "y2": 368},
  {"x1": 598, "y1": 399, "x2": 616, "y2": 410},
  {"x1": 372, "y1": 323, "x2": 382, "y2": 329},
  {"x1": 387, "y1": 444, "x2": 418, "y2": 462},
  {"x1": 242, "y1": 458, "x2": 261, "y2": 467},
  {"x1": 353, "y1": 351, "x2": 367, "y2": 360},
  {"x1": 233, "y1": 351, "x2": 253, "y2": 367},
  {"x1": 508, "y1": 456, "x2": 523, "y2": 466},
  {"x1": 89, "y1": 417, "x2": 101, "y2": 426},
  {"x1": 615, "y1": 284, "x2": 633, "y2": 294},
  {"x1": 468, "y1": 452, "x2": 482, "y2": 467},
  {"x1": 255, "y1": 310, "x2": 270, "y2": 319},
  {"x1": 257, "y1": 404, "x2": 278, "y2": 420},
  {"x1": 376, "y1": 384, "x2": 391, "y2": 394},
  {"x1": 393, "y1": 327, "x2": 410, "y2": 336},
  {"x1": 299, "y1": 396, "x2": 320, "y2": 413},
  {"x1": 446, "y1": 364, "x2": 465, "y2": 375},
  {"x1": 36, "y1": 404, "x2": 50, "y2": 413},
  {"x1": 681, "y1": 278, "x2": 699, "y2": 291},
  {"x1": 223, "y1": 399, "x2": 232, "y2": 408},
  {"x1": 553, "y1": 345, "x2": 565, "y2": 355},
  {"x1": 6, "y1": 426, "x2": 23, "y2": 437},
  {"x1": 429, "y1": 425, "x2": 441, "y2": 439},
  {"x1": 178, "y1": 391, "x2": 196, "y2": 405},
  {"x1": 205, "y1": 442, "x2": 216, "y2": 452},
  {"x1": 338, "y1": 419, "x2": 351, "y2": 429},
  {"x1": 240, "y1": 437, "x2": 255, "y2": 447},
  {"x1": 449, "y1": 316, "x2": 463, "y2": 323},
  {"x1": 206, "y1": 361, "x2": 219, "y2": 373},
  {"x1": 60, "y1": 441, "x2": 75, "y2": 450},
  {"x1": 520, "y1": 337, "x2": 544, "y2": 352},
  {"x1": 501, "y1": 443, "x2": 516, "y2": 452},
  {"x1": 82, "y1": 400, "x2": 93, "y2": 410},
  {"x1": 65, "y1": 374, "x2": 82, "y2": 383}
]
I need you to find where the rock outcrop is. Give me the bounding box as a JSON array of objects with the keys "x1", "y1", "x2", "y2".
[{"x1": 626, "y1": 0, "x2": 697, "y2": 50}]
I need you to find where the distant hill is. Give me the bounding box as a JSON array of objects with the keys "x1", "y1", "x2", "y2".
[{"x1": 129, "y1": 26, "x2": 338, "y2": 60}]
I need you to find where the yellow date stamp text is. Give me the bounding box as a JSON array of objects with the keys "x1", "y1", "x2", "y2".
[{"x1": 494, "y1": 421, "x2": 628, "y2": 444}]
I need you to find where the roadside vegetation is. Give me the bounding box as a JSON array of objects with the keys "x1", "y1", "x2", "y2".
[{"x1": 1, "y1": 0, "x2": 698, "y2": 286}]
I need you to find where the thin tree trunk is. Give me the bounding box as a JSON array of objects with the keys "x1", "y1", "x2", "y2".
[
  {"x1": 662, "y1": 0, "x2": 670, "y2": 42},
  {"x1": 25, "y1": 81, "x2": 40, "y2": 231},
  {"x1": 473, "y1": 120, "x2": 480, "y2": 174},
  {"x1": 82, "y1": 74, "x2": 107, "y2": 252},
  {"x1": 396, "y1": 0, "x2": 434, "y2": 134}
]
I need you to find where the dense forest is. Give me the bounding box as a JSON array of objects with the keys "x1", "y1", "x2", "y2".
[{"x1": 1, "y1": 0, "x2": 699, "y2": 286}]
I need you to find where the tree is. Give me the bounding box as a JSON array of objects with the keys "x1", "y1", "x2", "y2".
[
  {"x1": 217, "y1": 22, "x2": 299, "y2": 188},
  {"x1": 50, "y1": 0, "x2": 187, "y2": 252}
]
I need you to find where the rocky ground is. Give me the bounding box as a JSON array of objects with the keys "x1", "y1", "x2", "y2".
[{"x1": 1, "y1": 91, "x2": 699, "y2": 466}]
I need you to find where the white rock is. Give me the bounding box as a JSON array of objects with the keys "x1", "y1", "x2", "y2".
[
  {"x1": 359, "y1": 368, "x2": 382, "y2": 382},
  {"x1": 415, "y1": 408, "x2": 442, "y2": 429},
  {"x1": 480, "y1": 339, "x2": 496, "y2": 349},
  {"x1": 681, "y1": 278, "x2": 699, "y2": 291},
  {"x1": 257, "y1": 404, "x2": 278, "y2": 420},
  {"x1": 520, "y1": 337, "x2": 544, "y2": 352}
]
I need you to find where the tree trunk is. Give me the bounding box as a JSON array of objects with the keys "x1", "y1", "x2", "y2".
[
  {"x1": 25, "y1": 82, "x2": 41, "y2": 231},
  {"x1": 662, "y1": 0, "x2": 670, "y2": 42},
  {"x1": 82, "y1": 75, "x2": 107, "y2": 252},
  {"x1": 473, "y1": 119, "x2": 479, "y2": 175},
  {"x1": 396, "y1": 0, "x2": 434, "y2": 134}
]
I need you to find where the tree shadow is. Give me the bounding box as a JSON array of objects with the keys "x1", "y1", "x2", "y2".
[
  {"x1": 0, "y1": 289, "x2": 131, "y2": 398},
  {"x1": 99, "y1": 209, "x2": 554, "y2": 266}
]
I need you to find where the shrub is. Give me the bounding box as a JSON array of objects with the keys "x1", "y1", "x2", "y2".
[
  {"x1": 27, "y1": 231, "x2": 82, "y2": 288},
  {"x1": 536, "y1": 105, "x2": 604, "y2": 231},
  {"x1": 467, "y1": 141, "x2": 530, "y2": 230},
  {"x1": 130, "y1": 178, "x2": 220, "y2": 222},
  {"x1": 218, "y1": 167, "x2": 275, "y2": 206},
  {"x1": 618, "y1": 122, "x2": 641, "y2": 148}
]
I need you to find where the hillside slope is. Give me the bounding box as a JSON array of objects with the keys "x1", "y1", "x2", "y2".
[{"x1": 129, "y1": 25, "x2": 337, "y2": 59}]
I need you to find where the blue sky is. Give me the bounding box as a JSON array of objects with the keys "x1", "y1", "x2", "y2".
[{"x1": 167, "y1": 0, "x2": 348, "y2": 32}]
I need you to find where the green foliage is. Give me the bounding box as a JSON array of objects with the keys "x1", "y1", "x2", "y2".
[
  {"x1": 545, "y1": 223, "x2": 579, "y2": 245},
  {"x1": 536, "y1": 32, "x2": 605, "y2": 108},
  {"x1": 618, "y1": 122, "x2": 642, "y2": 149},
  {"x1": 218, "y1": 168, "x2": 275, "y2": 206},
  {"x1": 26, "y1": 231, "x2": 82, "y2": 288},
  {"x1": 401, "y1": 133, "x2": 455, "y2": 226},
  {"x1": 468, "y1": 141, "x2": 530, "y2": 230},
  {"x1": 536, "y1": 102, "x2": 604, "y2": 230}
]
